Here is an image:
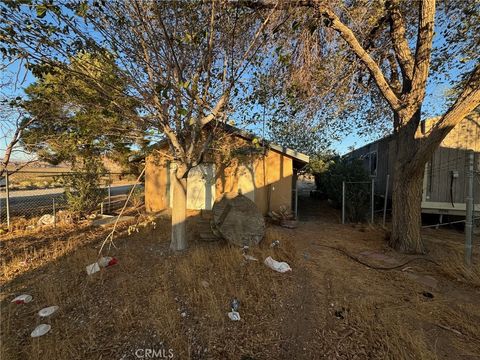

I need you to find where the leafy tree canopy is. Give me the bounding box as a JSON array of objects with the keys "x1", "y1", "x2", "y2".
[
  {"x1": 21, "y1": 52, "x2": 140, "y2": 167},
  {"x1": 253, "y1": 0, "x2": 479, "y2": 139}
]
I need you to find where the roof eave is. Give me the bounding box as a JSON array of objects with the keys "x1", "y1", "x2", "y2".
[
  {"x1": 269, "y1": 143, "x2": 309, "y2": 163},
  {"x1": 149, "y1": 122, "x2": 310, "y2": 164}
]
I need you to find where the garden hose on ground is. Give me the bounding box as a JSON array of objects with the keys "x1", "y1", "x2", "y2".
[{"x1": 310, "y1": 243, "x2": 440, "y2": 270}]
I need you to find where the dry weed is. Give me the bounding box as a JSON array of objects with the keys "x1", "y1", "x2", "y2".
[{"x1": 1, "y1": 205, "x2": 479, "y2": 360}]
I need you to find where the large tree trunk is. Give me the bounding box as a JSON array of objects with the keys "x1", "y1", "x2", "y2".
[
  {"x1": 389, "y1": 111, "x2": 426, "y2": 253},
  {"x1": 390, "y1": 162, "x2": 425, "y2": 253},
  {"x1": 170, "y1": 166, "x2": 188, "y2": 251}
]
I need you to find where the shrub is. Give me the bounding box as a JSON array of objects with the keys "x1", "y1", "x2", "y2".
[
  {"x1": 314, "y1": 156, "x2": 371, "y2": 222},
  {"x1": 64, "y1": 160, "x2": 106, "y2": 217}
]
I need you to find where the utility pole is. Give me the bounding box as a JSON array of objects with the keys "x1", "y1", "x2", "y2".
[
  {"x1": 342, "y1": 181, "x2": 345, "y2": 224},
  {"x1": 465, "y1": 151, "x2": 474, "y2": 266}
]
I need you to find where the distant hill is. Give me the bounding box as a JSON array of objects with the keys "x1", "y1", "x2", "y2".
[
  {"x1": 7, "y1": 160, "x2": 70, "y2": 171},
  {"x1": 7, "y1": 157, "x2": 128, "y2": 174}
]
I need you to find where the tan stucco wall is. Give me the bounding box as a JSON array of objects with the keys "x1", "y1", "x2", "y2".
[
  {"x1": 145, "y1": 144, "x2": 295, "y2": 215},
  {"x1": 253, "y1": 150, "x2": 293, "y2": 214},
  {"x1": 215, "y1": 158, "x2": 242, "y2": 199},
  {"x1": 145, "y1": 150, "x2": 169, "y2": 213},
  {"x1": 213, "y1": 149, "x2": 294, "y2": 214}
]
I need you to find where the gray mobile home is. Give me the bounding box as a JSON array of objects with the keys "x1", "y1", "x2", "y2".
[{"x1": 346, "y1": 115, "x2": 480, "y2": 217}]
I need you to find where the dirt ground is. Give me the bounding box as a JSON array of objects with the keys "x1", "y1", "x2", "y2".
[{"x1": 1, "y1": 196, "x2": 479, "y2": 360}]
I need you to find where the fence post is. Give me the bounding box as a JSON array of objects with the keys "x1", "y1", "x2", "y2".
[
  {"x1": 465, "y1": 151, "x2": 474, "y2": 266},
  {"x1": 5, "y1": 171, "x2": 10, "y2": 229},
  {"x1": 108, "y1": 173, "x2": 111, "y2": 212},
  {"x1": 342, "y1": 181, "x2": 345, "y2": 224},
  {"x1": 371, "y1": 177, "x2": 375, "y2": 223},
  {"x1": 383, "y1": 174, "x2": 390, "y2": 226},
  {"x1": 294, "y1": 181, "x2": 298, "y2": 219},
  {"x1": 52, "y1": 198, "x2": 56, "y2": 228},
  {"x1": 0, "y1": 178, "x2": 2, "y2": 225}
]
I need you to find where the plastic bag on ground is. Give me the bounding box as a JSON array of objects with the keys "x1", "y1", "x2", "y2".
[
  {"x1": 228, "y1": 311, "x2": 241, "y2": 321},
  {"x1": 86, "y1": 262, "x2": 101, "y2": 275},
  {"x1": 264, "y1": 256, "x2": 292, "y2": 273},
  {"x1": 37, "y1": 214, "x2": 54, "y2": 226},
  {"x1": 11, "y1": 294, "x2": 33, "y2": 304},
  {"x1": 86, "y1": 256, "x2": 118, "y2": 275},
  {"x1": 243, "y1": 254, "x2": 258, "y2": 261},
  {"x1": 97, "y1": 256, "x2": 117, "y2": 268}
]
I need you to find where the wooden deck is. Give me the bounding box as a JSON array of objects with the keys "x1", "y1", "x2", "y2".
[{"x1": 421, "y1": 201, "x2": 480, "y2": 216}]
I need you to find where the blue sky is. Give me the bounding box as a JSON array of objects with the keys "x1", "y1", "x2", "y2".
[
  {"x1": 0, "y1": 15, "x2": 468, "y2": 161},
  {"x1": 0, "y1": 58, "x2": 455, "y2": 161}
]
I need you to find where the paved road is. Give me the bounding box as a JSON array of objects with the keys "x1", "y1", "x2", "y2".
[{"x1": 0, "y1": 184, "x2": 139, "y2": 218}]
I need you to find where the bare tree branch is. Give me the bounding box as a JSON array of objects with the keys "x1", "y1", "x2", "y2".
[
  {"x1": 409, "y1": 0, "x2": 436, "y2": 107},
  {"x1": 1, "y1": 114, "x2": 36, "y2": 176},
  {"x1": 319, "y1": 6, "x2": 402, "y2": 112},
  {"x1": 417, "y1": 63, "x2": 480, "y2": 162},
  {"x1": 387, "y1": 0, "x2": 415, "y2": 85}
]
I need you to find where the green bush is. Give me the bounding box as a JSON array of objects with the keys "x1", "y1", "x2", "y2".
[
  {"x1": 64, "y1": 161, "x2": 106, "y2": 216},
  {"x1": 314, "y1": 156, "x2": 371, "y2": 221}
]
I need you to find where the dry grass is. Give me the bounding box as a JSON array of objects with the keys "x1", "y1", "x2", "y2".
[
  {"x1": 0, "y1": 216, "x2": 299, "y2": 359},
  {"x1": 1, "y1": 200, "x2": 479, "y2": 359},
  {"x1": 1, "y1": 211, "x2": 73, "y2": 234},
  {"x1": 423, "y1": 229, "x2": 480, "y2": 287}
]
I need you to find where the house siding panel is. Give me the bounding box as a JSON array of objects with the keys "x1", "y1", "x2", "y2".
[
  {"x1": 346, "y1": 115, "x2": 480, "y2": 211},
  {"x1": 145, "y1": 152, "x2": 169, "y2": 212}
]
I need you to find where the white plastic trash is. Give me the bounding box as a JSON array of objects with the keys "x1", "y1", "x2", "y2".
[
  {"x1": 86, "y1": 262, "x2": 101, "y2": 275},
  {"x1": 86, "y1": 256, "x2": 118, "y2": 275},
  {"x1": 264, "y1": 256, "x2": 292, "y2": 273},
  {"x1": 86, "y1": 256, "x2": 119, "y2": 275},
  {"x1": 31, "y1": 324, "x2": 51, "y2": 338},
  {"x1": 11, "y1": 294, "x2": 33, "y2": 304},
  {"x1": 228, "y1": 311, "x2": 241, "y2": 321},
  {"x1": 270, "y1": 240, "x2": 280, "y2": 248},
  {"x1": 243, "y1": 254, "x2": 258, "y2": 261},
  {"x1": 38, "y1": 306, "x2": 59, "y2": 317},
  {"x1": 37, "y1": 214, "x2": 55, "y2": 226},
  {"x1": 97, "y1": 256, "x2": 112, "y2": 268}
]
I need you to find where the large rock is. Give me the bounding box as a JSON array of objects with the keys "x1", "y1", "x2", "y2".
[{"x1": 212, "y1": 192, "x2": 265, "y2": 247}]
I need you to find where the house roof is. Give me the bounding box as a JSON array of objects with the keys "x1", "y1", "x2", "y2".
[
  {"x1": 221, "y1": 123, "x2": 310, "y2": 164},
  {"x1": 149, "y1": 122, "x2": 310, "y2": 164}
]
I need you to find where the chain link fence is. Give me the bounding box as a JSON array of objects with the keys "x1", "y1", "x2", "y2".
[
  {"x1": 341, "y1": 152, "x2": 480, "y2": 229},
  {"x1": 0, "y1": 170, "x2": 143, "y2": 229},
  {"x1": 341, "y1": 178, "x2": 378, "y2": 224}
]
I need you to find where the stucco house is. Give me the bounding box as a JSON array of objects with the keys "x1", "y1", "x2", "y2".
[{"x1": 144, "y1": 124, "x2": 309, "y2": 216}]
